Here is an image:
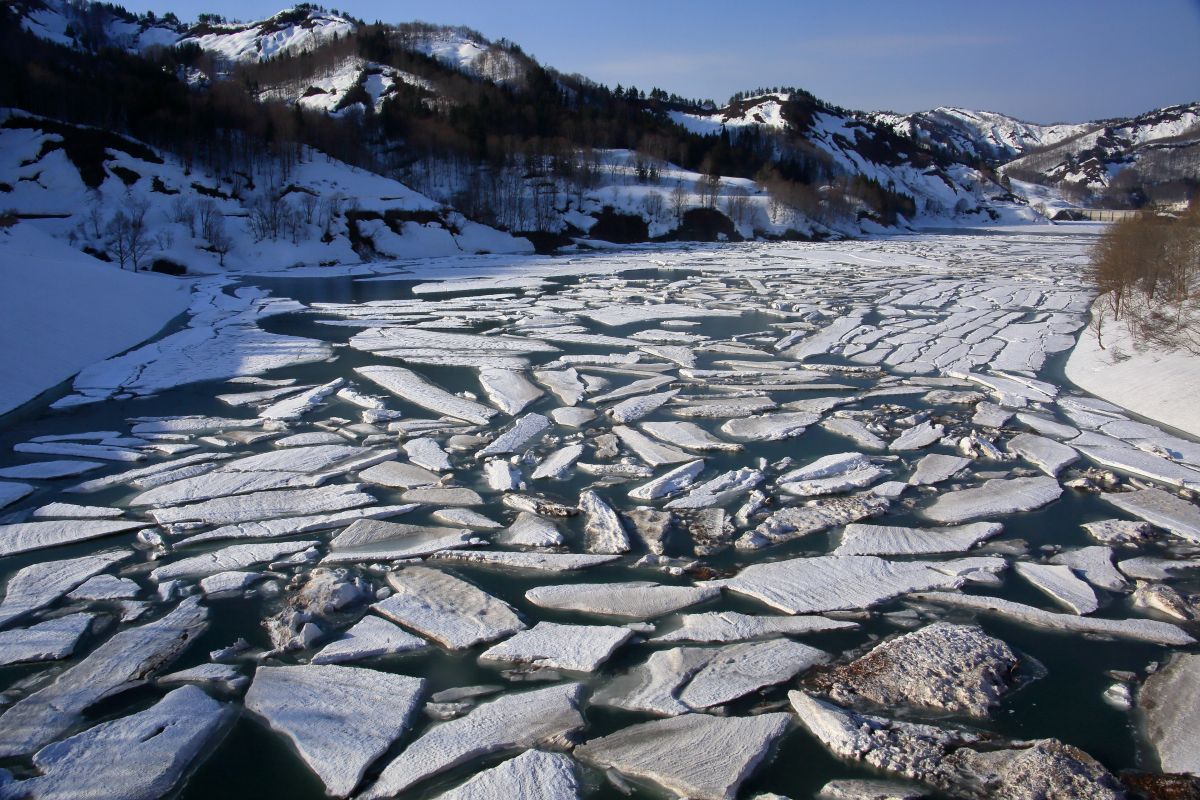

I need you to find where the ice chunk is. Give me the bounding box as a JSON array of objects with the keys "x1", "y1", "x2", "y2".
[
  {"x1": 922, "y1": 477, "x2": 1061, "y2": 524},
  {"x1": 259, "y1": 378, "x2": 344, "y2": 421},
  {"x1": 480, "y1": 621, "x2": 633, "y2": 672},
  {"x1": 0, "y1": 519, "x2": 149, "y2": 558},
  {"x1": 835, "y1": 522, "x2": 1002, "y2": 556},
  {"x1": 809, "y1": 622, "x2": 1019, "y2": 718},
  {"x1": 531, "y1": 444, "x2": 585, "y2": 480},
  {"x1": 175, "y1": 505, "x2": 418, "y2": 547},
  {"x1": 579, "y1": 489, "x2": 631, "y2": 554},
  {"x1": 360, "y1": 684, "x2": 584, "y2": 799},
  {"x1": 433, "y1": 550, "x2": 620, "y2": 572},
  {"x1": 711, "y1": 555, "x2": 1006, "y2": 614},
  {"x1": 0, "y1": 551, "x2": 127, "y2": 629},
  {"x1": 0, "y1": 597, "x2": 209, "y2": 757},
  {"x1": 643, "y1": 422, "x2": 738, "y2": 451},
  {"x1": 477, "y1": 413, "x2": 551, "y2": 457},
  {"x1": 654, "y1": 611, "x2": 857, "y2": 643},
  {"x1": 910, "y1": 592, "x2": 1193, "y2": 645},
  {"x1": 534, "y1": 368, "x2": 585, "y2": 405},
  {"x1": 31, "y1": 502, "x2": 124, "y2": 519},
  {"x1": 820, "y1": 418, "x2": 887, "y2": 450},
  {"x1": 679, "y1": 638, "x2": 829, "y2": 708},
  {"x1": 478, "y1": 368, "x2": 543, "y2": 415},
  {"x1": 1006, "y1": 433, "x2": 1078, "y2": 476},
  {"x1": 593, "y1": 647, "x2": 715, "y2": 716},
  {"x1": 403, "y1": 438, "x2": 453, "y2": 471},
  {"x1": 312, "y1": 616, "x2": 429, "y2": 664},
  {"x1": 0, "y1": 461, "x2": 102, "y2": 480},
  {"x1": 2, "y1": 686, "x2": 232, "y2": 800},
  {"x1": 372, "y1": 566, "x2": 525, "y2": 649},
  {"x1": 150, "y1": 540, "x2": 319, "y2": 581},
  {"x1": 889, "y1": 421, "x2": 944, "y2": 452},
  {"x1": 908, "y1": 454, "x2": 971, "y2": 486},
  {"x1": 1049, "y1": 547, "x2": 1127, "y2": 591},
  {"x1": 0, "y1": 613, "x2": 94, "y2": 667},
  {"x1": 245, "y1": 665, "x2": 424, "y2": 797},
  {"x1": 610, "y1": 390, "x2": 679, "y2": 423},
  {"x1": 356, "y1": 365, "x2": 497, "y2": 425},
  {"x1": 359, "y1": 460, "x2": 441, "y2": 489},
  {"x1": 1078, "y1": 445, "x2": 1200, "y2": 491},
  {"x1": 628, "y1": 459, "x2": 705, "y2": 501},
  {"x1": 148, "y1": 484, "x2": 374, "y2": 526},
  {"x1": 1100, "y1": 488, "x2": 1200, "y2": 543},
  {"x1": 575, "y1": 712, "x2": 790, "y2": 800},
  {"x1": 432, "y1": 750, "x2": 580, "y2": 800},
  {"x1": 720, "y1": 412, "x2": 820, "y2": 441},
  {"x1": 665, "y1": 468, "x2": 763, "y2": 509},
  {"x1": 612, "y1": 425, "x2": 695, "y2": 466},
  {"x1": 324, "y1": 519, "x2": 473, "y2": 562},
  {"x1": 67, "y1": 574, "x2": 140, "y2": 600},
  {"x1": 526, "y1": 581, "x2": 720, "y2": 619},
  {"x1": 1139, "y1": 653, "x2": 1200, "y2": 776},
  {"x1": 740, "y1": 495, "x2": 890, "y2": 550},
  {"x1": 497, "y1": 512, "x2": 564, "y2": 548}
]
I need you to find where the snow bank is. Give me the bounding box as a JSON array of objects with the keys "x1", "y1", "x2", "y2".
[
  {"x1": 1065, "y1": 301, "x2": 1200, "y2": 437},
  {"x1": 0, "y1": 222, "x2": 189, "y2": 416}
]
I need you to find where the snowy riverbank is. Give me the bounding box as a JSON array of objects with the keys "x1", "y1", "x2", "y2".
[
  {"x1": 0, "y1": 222, "x2": 190, "y2": 416},
  {"x1": 1065, "y1": 299, "x2": 1200, "y2": 438}
]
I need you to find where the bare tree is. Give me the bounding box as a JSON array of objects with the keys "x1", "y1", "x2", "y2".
[
  {"x1": 670, "y1": 182, "x2": 688, "y2": 224},
  {"x1": 642, "y1": 191, "x2": 664, "y2": 222}
]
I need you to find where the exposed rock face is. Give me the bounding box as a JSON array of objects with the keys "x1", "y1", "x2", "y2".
[
  {"x1": 575, "y1": 712, "x2": 791, "y2": 800},
  {"x1": 1140, "y1": 653, "x2": 1200, "y2": 776},
  {"x1": 807, "y1": 622, "x2": 1020, "y2": 718},
  {"x1": 790, "y1": 691, "x2": 1125, "y2": 799}
]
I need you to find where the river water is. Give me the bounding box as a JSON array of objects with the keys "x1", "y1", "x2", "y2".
[{"x1": 1, "y1": 229, "x2": 1197, "y2": 799}]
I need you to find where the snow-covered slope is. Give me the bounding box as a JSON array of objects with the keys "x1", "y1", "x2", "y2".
[
  {"x1": 13, "y1": 0, "x2": 184, "y2": 52},
  {"x1": 872, "y1": 107, "x2": 1092, "y2": 164},
  {"x1": 0, "y1": 220, "x2": 190, "y2": 416},
  {"x1": 0, "y1": 111, "x2": 533, "y2": 275},
  {"x1": 390, "y1": 23, "x2": 529, "y2": 85},
  {"x1": 178, "y1": 7, "x2": 354, "y2": 62},
  {"x1": 669, "y1": 94, "x2": 1041, "y2": 229},
  {"x1": 1001, "y1": 102, "x2": 1200, "y2": 191}
]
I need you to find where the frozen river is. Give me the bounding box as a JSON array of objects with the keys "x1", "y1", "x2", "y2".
[{"x1": 1, "y1": 230, "x2": 1198, "y2": 799}]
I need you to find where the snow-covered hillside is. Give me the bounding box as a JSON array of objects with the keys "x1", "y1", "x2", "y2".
[
  {"x1": 1001, "y1": 102, "x2": 1200, "y2": 192},
  {"x1": 177, "y1": 7, "x2": 354, "y2": 62},
  {"x1": 872, "y1": 107, "x2": 1091, "y2": 164},
  {"x1": 13, "y1": 0, "x2": 183, "y2": 52},
  {"x1": 669, "y1": 94, "x2": 1041, "y2": 228},
  {"x1": 0, "y1": 111, "x2": 533, "y2": 275}
]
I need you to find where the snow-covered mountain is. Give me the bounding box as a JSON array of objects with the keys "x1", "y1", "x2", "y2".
[
  {"x1": 1000, "y1": 102, "x2": 1200, "y2": 194},
  {"x1": 871, "y1": 107, "x2": 1092, "y2": 164},
  {"x1": 12, "y1": 0, "x2": 184, "y2": 51},
  {"x1": 177, "y1": 6, "x2": 354, "y2": 62},
  {"x1": 670, "y1": 93, "x2": 1039, "y2": 227}
]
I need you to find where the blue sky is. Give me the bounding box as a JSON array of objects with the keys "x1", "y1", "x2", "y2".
[{"x1": 128, "y1": 0, "x2": 1199, "y2": 123}]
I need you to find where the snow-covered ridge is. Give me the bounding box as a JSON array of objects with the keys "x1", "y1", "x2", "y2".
[
  {"x1": 13, "y1": 0, "x2": 184, "y2": 52},
  {"x1": 390, "y1": 23, "x2": 529, "y2": 85},
  {"x1": 178, "y1": 7, "x2": 356, "y2": 62},
  {"x1": 1000, "y1": 102, "x2": 1200, "y2": 190},
  {"x1": 873, "y1": 107, "x2": 1093, "y2": 163},
  {"x1": 669, "y1": 94, "x2": 791, "y2": 135}
]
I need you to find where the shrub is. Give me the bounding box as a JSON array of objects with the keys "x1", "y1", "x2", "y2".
[{"x1": 1089, "y1": 201, "x2": 1200, "y2": 354}]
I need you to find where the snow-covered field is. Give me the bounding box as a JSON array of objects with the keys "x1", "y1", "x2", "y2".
[{"x1": 1, "y1": 230, "x2": 1199, "y2": 799}]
